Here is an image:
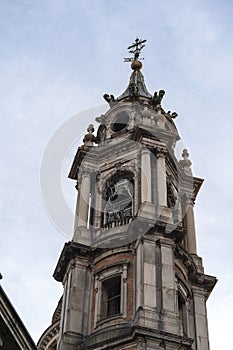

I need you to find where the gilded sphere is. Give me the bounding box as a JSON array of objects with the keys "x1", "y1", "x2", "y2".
[{"x1": 131, "y1": 60, "x2": 142, "y2": 70}]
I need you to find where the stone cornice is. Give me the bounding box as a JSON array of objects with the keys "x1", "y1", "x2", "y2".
[
  {"x1": 80, "y1": 323, "x2": 193, "y2": 350},
  {"x1": 68, "y1": 146, "x2": 92, "y2": 180},
  {"x1": 53, "y1": 241, "x2": 92, "y2": 282},
  {"x1": 190, "y1": 272, "x2": 217, "y2": 299},
  {"x1": 133, "y1": 325, "x2": 193, "y2": 347},
  {"x1": 69, "y1": 138, "x2": 140, "y2": 180},
  {"x1": 131, "y1": 125, "x2": 178, "y2": 145},
  {"x1": 175, "y1": 245, "x2": 217, "y2": 298}
]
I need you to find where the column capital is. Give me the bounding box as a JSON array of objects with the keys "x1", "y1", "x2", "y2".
[
  {"x1": 185, "y1": 195, "x2": 195, "y2": 206},
  {"x1": 79, "y1": 169, "x2": 93, "y2": 184},
  {"x1": 181, "y1": 192, "x2": 195, "y2": 206},
  {"x1": 187, "y1": 197, "x2": 195, "y2": 206},
  {"x1": 81, "y1": 169, "x2": 91, "y2": 178},
  {"x1": 155, "y1": 147, "x2": 167, "y2": 158},
  {"x1": 141, "y1": 145, "x2": 152, "y2": 155}
]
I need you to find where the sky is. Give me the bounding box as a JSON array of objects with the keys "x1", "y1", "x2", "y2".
[{"x1": 0, "y1": 1, "x2": 233, "y2": 348}]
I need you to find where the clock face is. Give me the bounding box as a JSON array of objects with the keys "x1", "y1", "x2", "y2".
[
  {"x1": 111, "y1": 111, "x2": 129, "y2": 132},
  {"x1": 105, "y1": 177, "x2": 133, "y2": 224}
]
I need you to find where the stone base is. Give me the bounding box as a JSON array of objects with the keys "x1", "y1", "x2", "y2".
[
  {"x1": 157, "y1": 206, "x2": 172, "y2": 223},
  {"x1": 57, "y1": 332, "x2": 83, "y2": 350},
  {"x1": 138, "y1": 202, "x2": 156, "y2": 221},
  {"x1": 73, "y1": 227, "x2": 92, "y2": 246}
]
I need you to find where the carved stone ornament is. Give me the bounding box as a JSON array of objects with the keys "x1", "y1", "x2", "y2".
[
  {"x1": 179, "y1": 149, "x2": 192, "y2": 175},
  {"x1": 155, "y1": 147, "x2": 167, "y2": 158},
  {"x1": 103, "y1": 94, "x2": 118, "y2": 107},
  {"x1": 152, "y1": 89, "x2": 165, "y2": 107},
  {"x1": 83, "y1": 124, "x2": 97, "y2": 146}
]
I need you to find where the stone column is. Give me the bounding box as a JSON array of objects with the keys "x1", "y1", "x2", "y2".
[
  {"x1": 186, "y1": 198, "x2": 197, "y2": 254},
  {"x1": 77, "y1": 172, "x2": 91, "y2": 228},
  {"x1": 156, "y1": 149, "x2": 167, "y2": 207},
  {"x1": 141, "y1": 147, "x2": 152, "y2": 203},
  {"x1": 192, "y1": 287, "x2": 210, "y2": 350}
]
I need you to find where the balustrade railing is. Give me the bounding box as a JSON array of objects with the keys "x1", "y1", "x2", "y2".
[{"x1": 103, "y1": 216, "x2": 133, "y2": 229}]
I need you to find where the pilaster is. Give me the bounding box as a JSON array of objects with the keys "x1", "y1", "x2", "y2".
[
  {"x1": 156, "y1": 148, "x2": 167, "y2": 207},
  {"x1": 185, "y1": 198, "x2": 197, "y2": 255},
  {"x1": 192, "y1": 287, "x2": 210, "y2": 350},
  {"x1": 57, "y1": 259, "x2": 91, "y2": 350},
  {"x1": 73, "y1": 171, "x2": 92, "y2": 245},
  {"x1": 141, "y1": 147, "x2": 152, "y2": 203}
]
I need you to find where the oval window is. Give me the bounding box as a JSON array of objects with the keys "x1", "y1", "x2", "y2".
[{"x1": 112, "y1": 112, "x2": 129, "y2": 132}]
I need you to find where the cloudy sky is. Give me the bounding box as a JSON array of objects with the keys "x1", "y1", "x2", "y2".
[{"x1": 1, "y1": 1, "x2": 232, "y2": 348}]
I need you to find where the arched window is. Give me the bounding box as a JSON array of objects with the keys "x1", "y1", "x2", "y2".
[
  {"x1": 102, "y1": 173, "x2": 134, "y2": 227},
  {"x1": 178, "y1": 293, "x2": 187, "y2": 336},
  {"x1": 167, "y1": 175, "x2": 177, "y2": 208},
  {"x1": 175, "y1": 271, "x2": 190, "y2": 337}
]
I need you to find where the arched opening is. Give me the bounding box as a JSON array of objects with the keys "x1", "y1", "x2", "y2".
[
  {"x1": 102, "y1": 173, "x2": 134, "y2": 227},
  {"x1": 111, "y1": 111, "x2": 129, "y2": 132},
  {"x1": 178, "y1": 293, "x2": 187, "y2": 336}
]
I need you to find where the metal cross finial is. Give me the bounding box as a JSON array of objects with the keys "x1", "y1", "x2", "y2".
[{"x1": 124, "y1": 37, "x2": 147, "y2": 62}]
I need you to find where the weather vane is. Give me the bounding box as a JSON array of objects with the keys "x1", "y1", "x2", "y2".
[{"x1": 124, "y1": 37, "x2": 147, "y2": 63}]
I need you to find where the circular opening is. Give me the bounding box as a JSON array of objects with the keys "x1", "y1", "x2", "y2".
[{"x1": 112, "y1": 111, "x2": 129, "y2": 132}]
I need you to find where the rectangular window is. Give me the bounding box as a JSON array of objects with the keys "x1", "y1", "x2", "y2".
[{"x1": 101, "y1": 276, "x2": 121, "y2": 319}]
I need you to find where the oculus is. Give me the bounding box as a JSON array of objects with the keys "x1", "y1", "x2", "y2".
[{"x1": 111, "y1": 111, "x2": 129, "y2": 132}]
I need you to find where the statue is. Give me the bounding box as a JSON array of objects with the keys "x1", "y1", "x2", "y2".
[
  {"x1": 103, "y1": 94, "x2": 117, "y2": 107},
  {"x1": 83, "y1": 124, "x2": 97, "y2": 146},
  {"x1": 152, "y1": 89, "x2": 165, "y2": 107}
]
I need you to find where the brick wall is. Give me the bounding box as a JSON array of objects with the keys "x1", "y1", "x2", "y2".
[{"x1": 90, "y1": 249, "x2": 135, "y2": 332}]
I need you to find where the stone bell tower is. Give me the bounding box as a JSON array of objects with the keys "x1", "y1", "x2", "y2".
[{"x1": 39, "y1": 39, "x2": 217, "y2": 350}]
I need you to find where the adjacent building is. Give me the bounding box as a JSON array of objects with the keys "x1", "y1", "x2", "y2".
[{"x1": 0, "y1": 281, "x2": 37, "y2": 350}]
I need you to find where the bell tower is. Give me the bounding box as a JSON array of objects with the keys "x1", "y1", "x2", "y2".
[{"x1": 45, "y1": 39, "x2": 216, "y2": 350}]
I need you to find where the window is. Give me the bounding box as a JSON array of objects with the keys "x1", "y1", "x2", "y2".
[
  {"x1": 94, "y1": 262, "x2": 128, "y2": 327},
  {"x1": 101, "y1": 276, "x2": 121, "y2": 319},
  {"x1": 178, "y1": 293, "x2": 187, "y2": 335},
  {"x1": 175, "y1": 272, "x2": 190, "y2": 337},
  {"x1": 103, "y1": 174, "x2": 134, "y2": 227},
  {"x1": 111, "y1": 111, "x2": 129, "y2": 132},
  {"x1": 167, "y1": 175, "x2": 177, "y2": 208}
]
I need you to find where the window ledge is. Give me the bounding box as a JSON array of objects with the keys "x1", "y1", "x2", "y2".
[{"x1": 97, "y1": 314, "x2": 123, "y2": 327}]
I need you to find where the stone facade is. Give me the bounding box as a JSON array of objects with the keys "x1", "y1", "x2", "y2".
[{"x1": 38, "y1": 42, "x2": 217, "y2": 350}]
